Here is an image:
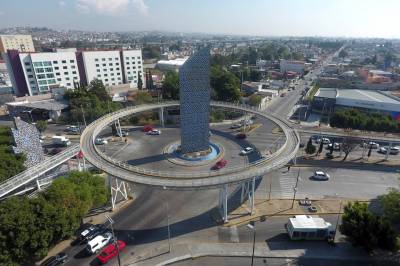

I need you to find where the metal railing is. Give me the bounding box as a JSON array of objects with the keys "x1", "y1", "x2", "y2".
[
  {"x1": 80, "y1": 101, "x2": 300, "y2": 187},
  {"x1": 0, "y1": 144, "x2": 80, "y2": 198}
]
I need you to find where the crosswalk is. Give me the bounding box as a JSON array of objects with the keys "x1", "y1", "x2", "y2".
[{"x1": 278, "y1": 169, "x2": 297, "y2": 199}]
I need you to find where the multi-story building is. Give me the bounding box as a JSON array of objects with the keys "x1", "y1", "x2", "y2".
[
  {"x1": 280, "y1": 59, "x2": 305, "y2": 74},
  {"x1": 4, "y1": 49, "x2": 143, "y2": 96},
  {"x1": 0, "y1": 35, "x2": 35, "y2": 53}
]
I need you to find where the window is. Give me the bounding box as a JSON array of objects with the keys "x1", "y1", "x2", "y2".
[
  {"x1": 127, "y1": 67, "x2": 130, "y2": 70},
  {"x1": 64, "y1": 72, "x2": 68, "y2": 75},
  {"x1": 26, "y1": 68, "x2": 32, "y2": 72},
  {"x1": 102, "y1": 63, "x2": 106, "y2": 67},
  {"x1": 128, "y1": 76, "x2": 133, "y2": 81},
  {"x1": 72, "y1": 71, "x2": 77, "y2": 74},
  {"x1": 36, "y1": 74, "x2": 45, "y2": 79},
  {"x1": 96, "y1": 64, "x2": 99, "y2": 67},
  {"x1": 71, "y1": 65, "x2": 76, "y2": 69},
  {"x1": 43, "y1": 61, "x2": 52, "y2": 66},
  {"x1": 118, "y1": 77, "x2": 121, "y2": 80},
  {"x1": 138, "y1": 66, "x2": 142, "y2": 69},
  {"x1": 103, "y1": 69, "x2": 107, "y2": 72},
  {"x1": 38, "y1": 80, "x2": 47, "y2": 85},
  {"x1": 95, "y1": 58, "x2": 99, "y2": 62},
  {"x1": 131, "y1": 57, "x2": 135, "y2": 60},
  {"x1": 111, "y1": 78, "x2": 115, "y2": 81},
  {"x1": 46, "y1": 73, "x2": 54, "y2": 78},
  {"x1": 102, "y1": 58, "x2": 106, "y2": 61},
  {"x1": 39, "y1": 86, "x2": 49, "y2": 91},
  {"x1": 138, "y1": 57, "x2": 141, "y2": 59},
  {"x1": 112, "y1": 83, "x2": 116, "y2": 86},
  {"x1": 132, "y1": 66, "x2": 136, "y2": 69},
  {"x1": 117, "y1": 73, "x2": 120, "y2": 75},
  {"x1": 66, "y1": 77, "x2": 70, "y2": 81},
  {"x1": 109, "y1": 63, "x2": 113, "y2": 66},
  {"x1": 115, "y1": 57, "x2": 119, "y2": 60},
  {"x1": 48, "y1": 79, "x2": 56, "y2": 84},
  {"x1": 110, "y1": 68, "x2": 113, "y2": 71},
  {"x1": 35, "y1": 68, "x2": 45, "y2": 73},
  {"x1": 33, "y1": 62, "x2": 42, "y2": 67},
  {"x1": 57, "y1": 78, "x2": 62, "y2": 81},
  {"x1": 116, "y1": 63, "x2": 119, "y2": 66},
  {"x1": 53, "y1": 61, "x2": 58, "y2": 64},
  {"x1": 45, "y1": 67, "x2": 53, "y2": 72},
  {"x1": 24, "y1": 62, "x2": 31, "y2": 66},
  {"x1": 54, "y1": 66, "x2": 59, "y2": 70},
  {"x1": 104, "y1": 74, "x2": 108, "y2": 77},
  {"x1": 66, "y1": 83, "x2": 71, "y2": 86},
  {"x1": 63, "y1": 66, "x2": 67, "y2": 69},
  {"x1": 70, "y1": 60, "x2": 74, "y2": 63},
  {"x1": 108, "y1": 58, "x2": 112, "y2": 61},
  {"x1": 56, "y1": 72, "x2": 60, "y2": 76},
  {"x1": 97, "y1": 74, "x2": 101, "y2": 78},
  {"x1": 74, "y1": 76, "x2": 78, "y2": 80},
  {"x1": 105, "y1": 79, "x2": 108, "y2": 82},
  {"x1": 127, "y1": 71, "x2": 131, "y2": 75},
  {"x1": 62, "y1": 60, "x2": 66, "y2": 63},
  {"x1": 132, "y1": 61, "x2": 136, "y2": 64},
  {"x1": 125, "y1": 57, "x2": 129, "y2": 60},
  {"x1": 111, "y1": 73, "x2": 114, "y2": 76},
  {"x1": 97, "y1": 69, "x2": 100, "y2": 72},
  {"x1": 126, "y1": 62, "x2": 130, "y2": 65},
  {"x1": 116, "y1": 67, "x2": 120, "y2": 70}
]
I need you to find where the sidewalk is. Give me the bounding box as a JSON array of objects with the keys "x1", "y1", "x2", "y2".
[{"x1": 128, "y1": 241, "x2": 376, "y2": 266}]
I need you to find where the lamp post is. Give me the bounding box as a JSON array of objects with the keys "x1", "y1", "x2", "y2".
[
  {"x1": 163, "y1": 186, "x2": 171, "y2": 253},
  {"x1": 105, "y1": 215, "x2": 121, "y2": 266},
  {"x1": 291, "y1": 168, "x2": 300, "y2": 209},
  {"x1": 247, "y1": 221, "x2": 256, "y2": 266}
]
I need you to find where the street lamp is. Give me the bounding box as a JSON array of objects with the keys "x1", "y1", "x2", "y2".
[
  {"x1": 246, "y1": 221, "x2": 256, "y2": 266},
  {"x1": 105, "y1": 215, "x2": 121, "y2": 266},
  {"x1": 163, "y1": 186, "x2": 172, "y2": 253}
]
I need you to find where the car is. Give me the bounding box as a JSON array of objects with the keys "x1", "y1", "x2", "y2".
[
  {"x1": 299, "y1": 198, "x2": 312, "y2": 206},
  {"x1": 95, "y1": 138, "x2": 108, "y2": 145},
  {"x1": 96, "y1": 240, "x2": 126, "y2": 264},
  {"x1": 316, "y1": 138, "x2": 330, "y2": 144},
  {"x1": 308, "y1": 206, "x2": 318, "y2": 213},
  {"x1": 65, "y1": 125, "x2": 80, "y2": 134},
  {"x1": 230, "y1": 124, "x2": 241, "y2": 129},
  {"x1": 40, "y1": 252, "x2": 68, "y2": 266},
  {"x1": 236, "y1": 133, "x2": 247, "y2": 139},
  {"x1": 378, "y1": 146, "x2": 400, "y2": 155},
  {"x1": 362, "y1": 141, "x2": 379, "y2": 149},
  {"x1": 313, "y1": 170, "x2": 330, "y2": 181},
  {"x1": 212, "y1": 159, "x2": 227, "y2": 170},
  {"x1": 147, "y1": 129, "x2": 161, "y2": 135},
  {"x1": 240, "y1": 147, "x2": 254, "y2": 155},
  {"x1": 79, "y1": 224, "x2": 104, "y2": 243},
  {"x1": 86, "y1": 231, "x2": 113, "y2": 254},
  {"x1": 142, "y1": 125, "x2": 154, "y2": 132},
  {"x1": 326, "y1": 142, "x2": 340, "y2": 150}
]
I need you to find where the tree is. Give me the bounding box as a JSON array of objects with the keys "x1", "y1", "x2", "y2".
[
  {"x1": 248, "y1": 94, "x2": 262, "y2": 107},
  {"x1": 249, "y1": 70, "x2": 262, "y2": 82},
  {"x1": 132, "y1": 91, "x2": 154, "y2": 105},
  {"x1": 341, "y1": 135, "x2": 359, "y2": 161},
  {"x1": 137, "y1": 74, "x2": 143, "y2": 90},
  {"x1": 305, "y1": 138, "x2": 316, "y2": 154},
  {"x1": 210, "y1": 65, "x2": 241, "y2": 102},
  {"x1": 88, "y1": 79, "x2": 109, "y2": 102},
  {"x1": 0, "y1": 126, "x2": 25, "y2": 183},
  {"x1": 162, "y1": 71, "x2": 179, "y2": 100},
  {"x1": 35, "y1": 120, "x2": 47, "y2": 133},
  {"x1": 380, "y1": 188, "x2": 400, "y2": 224}
]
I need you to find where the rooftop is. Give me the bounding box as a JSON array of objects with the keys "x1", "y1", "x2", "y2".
[
  {"x1": 337, "y1": 89, "x2": 400, "y2": 104},
  {"x1": 6, "y1": 99, "x2": 68, "y2": 111},
  {"x1": 289, "y1": 215, "x2": 330, "y2": 229},
  {"x1": 314, "y1": 87, "x2": 337, "y2": 99}
]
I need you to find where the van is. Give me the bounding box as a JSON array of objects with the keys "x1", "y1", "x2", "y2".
[{"x1": 86, "y1": 231, "x2": 113, "y2": 254}]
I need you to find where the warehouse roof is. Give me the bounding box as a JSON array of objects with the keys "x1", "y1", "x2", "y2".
[
  {"x1": 337, "y1": 89, "x2": 400, "y2": 104},
  {"x1": 314, "y1": 87, "x2": 337, "y2": 99}
]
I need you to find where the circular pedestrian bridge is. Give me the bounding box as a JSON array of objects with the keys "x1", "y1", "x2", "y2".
[{"x1": 80, "y1": 101, "x2": 300, "y2": 189}]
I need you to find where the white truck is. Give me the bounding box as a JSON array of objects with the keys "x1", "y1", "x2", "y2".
[
  {"x1": 286, "y1": 215, "x2": 335, "y2": 241},
  {"x1": 52, "y1": 136, "x2": 71, "y2": 147}
]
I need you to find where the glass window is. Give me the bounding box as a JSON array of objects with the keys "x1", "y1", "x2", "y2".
[
  {"x1": 132, "y1": 66, "x2": 136, "y2": 69},
  {"x1": 117, "y1": 73, "x2": 120, "y2": 75},
  {"x1": 111, "y1": 78, "x2": 115, "y2": 81},
  {"x1": 112, "y1": 83, "x2": 116, "y2": 86},
  {"x1": 127, "y1": 67, "x2": 130, "y2": 70},
  {"x1": 97, "y1": 74, "x2": 101, "y2": 78},
  {"x1": 131, "y1": 57, "x2": 135, "y2": 59},
  {"x1": 26, "y1": 68, "x2": 32, "y2": 72},
  {"x1": 138, "y1": 57, "x2": 141, "y2": 59},
  {"x1": 125, "y1": 57, "x2": 129, "y2": 60},
  {"x1": 56, "y1": 72, "x2": 60, "y2": 76},
  {"x1": 66, "y1": 83, "x2": 71, "y2": 86},
  {"x1": 102, "y1": 58, "x2": 106, "y2": 61},
  {"x1": 64, "y1": 72, "x2": 68, "y2": 75},
  {"x1": 54, "y1": 66, "x2": 59, "y2": 70},
  {"x1": 35, "y1": 68, "x2": 45, "y2": 73},
  {"x1": 104, "y1": 74, "x2": 108, "y2": 77},
  {"x1": 116, "y1": 63, "x2": 119, "y2": 66},
  {"x1": 115, "y1": 57, "x2": 118, "y2": 60},
  {"x1": 96, "y1": 69, "x2": 100, "y2": 72},
  {"x1": 62, "y1": 60, "x2": 66, "y2": 63},
  {"x1": 96, "y1": 64, "x2": 99, "y2": 67},
  {"x1": 132, "y1": 61, "x2": 136, "y2": 64},
  {"x1": 48, "y1": 79, "x2": 56, "y2": 84},
  {"x1": 45, "y1": 67, "x2": 53, "y2": 72},
  {"x1": 116, "y1": 67, "x2": 120, "y2": 70},
  {"x1": 72, "y1": 71, "x2": 77, "y2": 74},
  {"x1": 38, "y1": 80, "x2": 47, "y2": 85},
  {"x1": 103, "y1": 69, "x2": 107, "y2": 72},
  {"x1": 33, "y1": 62, "x2": 43, "y2": 67},
  {"x1": 53, "y1": 61, "x2": 58, "y2": 64},
  {"x1": 57, "y1": 78, "x2": 62, "y2": 81},
  {"x1": 28, "y1": 75, "x2": 34, "y2": 78},
  {"x1": 108, "y1": 58, "x2": 112, "y2": 61},
  {"x1": 95, "y1": 58, "x2": 99, "y2": 62},
  {"x1": 110, "y1": 68, "x2": 113, "y2": 71},
  {"x1": 111, "y1": 73, "x2": 114, "y2": 76},
  {"x1": 30, "y1": 80, "x2": 35, "y2": 84},
  {"x1": 71, "y1": 65, "x2": 76, "y2": 69},
  {"x1": 63, "y1": 66, "x2": 67, "y2": 69},
  {"x1": 46, "y1": 73, "x2": 54, "y2": 78},
  {"x1": 70, "y1": 60, "x2": 74, "y2": 63},
  {"x1": 105, "y1": 78, "x2": 108, "y2": 82},
  {"x1": 109, "y1": 63, "x2": 113, "y2": 66},
  {"x1": 24, "y1": 62, "x2": 31, "y2": 66},
  {"x1": 102, "y1": 63, "x2": 106, "y2": 67},
  {"x1": 126, "y1": 62, "x2": 130, "y2": 65},
  {"x1": 43, "y1": 61, "x2": 52, "y2": 66},
  {"x1": 39, "y1": 85, "x2": 49, "y2": 91},
  {"x1": 74, "y1": 76, "x2": 78, "y2": 80},
  {"x1": 138, "y1": 66, "x2": 142, "y2": 69}
]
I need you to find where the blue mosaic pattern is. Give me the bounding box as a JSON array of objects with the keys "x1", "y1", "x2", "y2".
[{"x1": 179, "y1": 48, "x2": 211, "y2": 154}]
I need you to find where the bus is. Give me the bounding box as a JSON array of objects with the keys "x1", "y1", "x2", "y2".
[{"x1": 286, "y1": 215, "x2": 335, "y2": 241}]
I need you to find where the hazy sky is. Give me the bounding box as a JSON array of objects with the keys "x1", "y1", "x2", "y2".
[{"x1": 1, "y1": 0, "x2": 400, "y2": 38}]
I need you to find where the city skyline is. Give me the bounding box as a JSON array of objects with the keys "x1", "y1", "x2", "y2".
[{"x1": 1, "y1": 0, "x2": 400, "y2": 39}]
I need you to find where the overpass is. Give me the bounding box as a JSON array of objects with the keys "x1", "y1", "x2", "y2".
[{"x1": 0, "y1": 144, "x2": 80, "y2": 199}]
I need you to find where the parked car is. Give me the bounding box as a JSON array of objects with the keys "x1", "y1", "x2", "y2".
[
  {"x1": 316, "y1": 138, "x2": 330, "y2": 144},
  {"x1": 41, "y1": 252, "x2": 68, "y2": 266},
  {"x1": 147, "y1": 129, "x2": 161, "y2": 135},
  {"x1": 299, "y1": 198, "x2": 312, "y2": 206},
  {"x1": 308, "y1": 206, "x2": 318, "y2": 213},
  {"x1": 363, "y1": 141, "x2": 379, "y2": 149},
  {"x1": 86, "y1": 231, "x2": 113, "y2": 254},
  {"x1": 79, "y1": 224, "x2": 103, "y2": 243},
  {"x1": 312, "y1": 170, "x2": 330, "y2": 181},
  {"x1": 327, "y1": 142, "x2": 340, "y2": 150},
  {"x1": 142, "y1": 125, "x2": 154, "y2": 132},
  {"x1": 230, "y1": 124, "x2": 242, "y2": 129},
  {"x1": 95, "y1": 138, "x2": 108, "y2": 145},
  {"x1": 65, "y1": 125, "x2": 80, "y2": 135},
  {"x1": 236, "y1": 133, "x2": 247, "y2": 139},
  {"x1": 212, "y1": 159, "x2": 227, "y2": 170},
  {"x1": 378, "y1": 146, "x2": 400, "y2": 155},
  {"x1": 240, "y1": 147, "x2": 254, "y2": 155},
  {"x1": 97, "y1": 240, "x2": 126, "y2": 264}
]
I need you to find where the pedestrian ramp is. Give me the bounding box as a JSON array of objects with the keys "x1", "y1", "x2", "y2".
[{"x1": 278, "y1": 169, "x2": 297, "y2": 199}]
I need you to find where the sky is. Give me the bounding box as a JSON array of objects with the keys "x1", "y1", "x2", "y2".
[{"x1": 1, "y1": 0, "x2": 400, "y2": 38}]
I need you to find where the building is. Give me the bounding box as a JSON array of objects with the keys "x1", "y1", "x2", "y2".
[
  {"x1": 280, "y1": 60, "x2": 305, "y2": 75},
  {"x1": 4, "y1": 49, "x2": 143, "y2": 96},
  {"x1": 312, "y1": 87, "x2": 400, "y2": 120},
  {"x1": 156, "y1": 58, "x2": 188, "y2": 72},
  {"x1": 179, "y1": 48, "x2": 210, "y2": 154},
  {"x1": 0, "y1": 35, "x2": 35, "y2": 53}
]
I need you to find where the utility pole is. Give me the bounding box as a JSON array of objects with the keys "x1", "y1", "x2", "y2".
[
  {"x1": 291, "y1": 168, "x2": 300, "y2": 209},
  {"x1": 247, "y1": 221, "x2": 256, "y2": 266},
  {"x1": 105, "y1": 215, "x2": 121, "y2": 266},
  {"x1": 333, "y1": 201, "x2": 343, "y2": 242}
]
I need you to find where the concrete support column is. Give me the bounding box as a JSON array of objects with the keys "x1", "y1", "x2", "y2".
[
  {"x1": 385, "y1": 142, "x2": 392, "y2": 161},
  {"x1": 219, "y1": 184, "x2": 228, "y2": 223},
  {"x1": 115, "y1": 119, "x2": 122, "y2": 139},
  {"x1": 159, "y1": 107, "x2": 165, "y2": 127},
  {"x1": 109, "y1": 175, "x2": 128, "y2": 211},
  {"x1": 36, "y1": 178, "x2": 41, "y2": 191},
  {"x1": 249, "y1": 177, "x2": 256, "y2": 215}
]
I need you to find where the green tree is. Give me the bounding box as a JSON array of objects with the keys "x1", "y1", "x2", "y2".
[
  {"x1": 35, "y1": 120, "x2": 47, "y2": 133},
  {"x1": 305, "y1": 138, "x2": 316, "y2": 154},
  {"x1": 380, "y1": 188, "x2": 400, "y2": 224},
  {"x1": 133, "y1": 91, "x2": 154, "y2": 105},
  {"x1": 249, "y1": 70, "x2": 262, "y2": 81},
  {"x1": 248, "y1": 94, "x2": 262, "y2": 107},
  {"x1": 162, "y1": 71, "x2": 180, "y2": 100},
  {"x1": 88, "y1": 79, "x2": 110, "y2": 102},
  {"x1": 210, "y1": 65, "x2": 241, "y2": 102}
]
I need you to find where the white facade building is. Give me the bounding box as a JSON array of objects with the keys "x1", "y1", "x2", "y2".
[
  {"x1": 280, "y1": 60, "x2": 305, "y2": 74},
  {"x1": 81, "y1": 50, "x2": 123, "y2": 87},
  {"x1": 19, "y1": 51, "x2": 79, "y2": 95},
  {"x1": 121, "y1": 50, "x2": 144, "y2": 88}
]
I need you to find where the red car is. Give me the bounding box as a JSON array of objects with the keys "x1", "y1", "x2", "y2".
[
  {"x1": 212, "y1": 159, "x2": 227, "y2": 170},
  {"x1": 142, "y1": 125, "x2": 154, "y2": 132},
  {"x1": 97, "y1": 240, "x2": 126, "y2": 264},
  {"x1": 236, "y1": 133, "x2": 247, "y2": 139}
]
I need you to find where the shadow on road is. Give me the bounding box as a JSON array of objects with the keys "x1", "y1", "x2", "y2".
[{"x1": 126, "y1": 153, "x2": 166, "y2": 166}]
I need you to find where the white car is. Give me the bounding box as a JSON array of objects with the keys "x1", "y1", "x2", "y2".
[
  {"x1": 95, "y1": 138, "x2": 108, "y2": 145},
  {"x1": 147, "y1": 129, "x2": 161, "y2": 135},
  {"x1": 327, "y1": 142, "x2": 340, "y2": 150},
  {"x1": 379, "y1": 146, "x2": 400, "y2": 155},
  {"x1": 240, "y1": 147, "x2": 254, "y2": 155},
  {"x1": 86, "y1": 231, "x2": 113, "y2": 254},
  {"x1": 313, "y1": 170, "x2": 330, "y2": 181},
  {"x1": 316, "y1": 138, "x2": 330, "y2": 145}
]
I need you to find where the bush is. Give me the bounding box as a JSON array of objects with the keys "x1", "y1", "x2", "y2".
[{"x1": 305, "y1": 138, "x2": 316, "y2": 154}]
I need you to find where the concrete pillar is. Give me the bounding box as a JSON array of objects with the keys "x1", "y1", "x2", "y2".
[
  {"x1": 385, "y1": 142, "x2": 392, "y2": 161},
  {"x1": 219, "y1": 185, "x2": 228, "y2": 223},
  {"x1": 36, "y1": 178, "x2": 41, "y2": 191},
  {"x1": 159, "y1": 107, "x2": 165, "y2": 127}
]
